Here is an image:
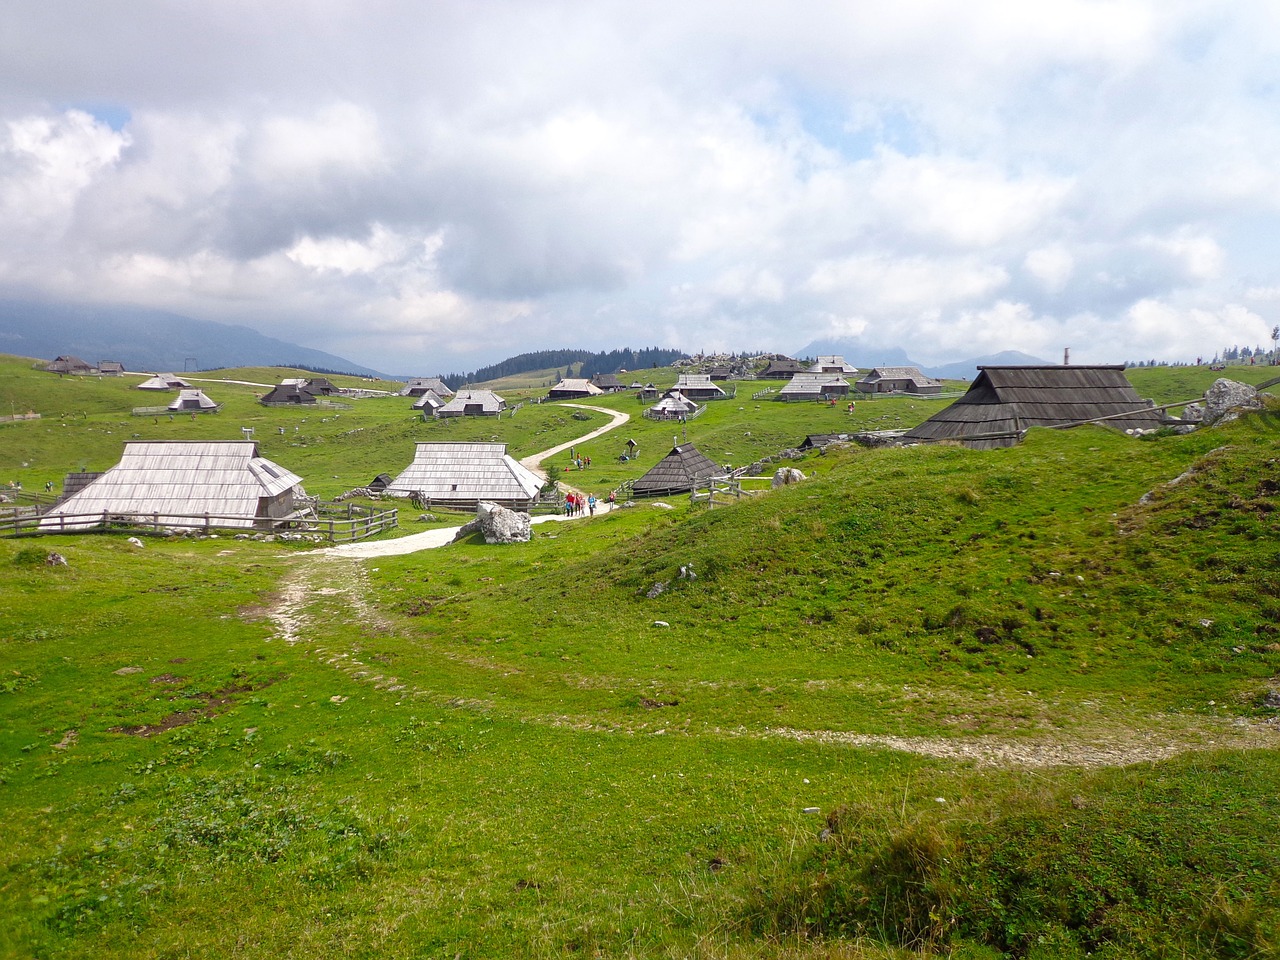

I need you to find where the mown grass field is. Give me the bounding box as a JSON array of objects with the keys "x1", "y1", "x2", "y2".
[{"x1": 1, "y1": 353, "x2": 1278, "y2": 958}]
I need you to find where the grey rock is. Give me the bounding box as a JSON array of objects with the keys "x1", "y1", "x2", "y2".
[
  {"x1": 772, "y1": 467, "x2": 806, "y2": 488},
  {"x1": 646, "y1": 581, "x2": 668, "y2": 599},
  {"x1": 1203, "y1": 379, "x2": 1261, "y2": 424},
  {"x1": 1181, "y1": 402, "x2": 1205, "y2": 423},
  {"x1": 475, "y1": 501, "x2": 531, "y2": 544}
]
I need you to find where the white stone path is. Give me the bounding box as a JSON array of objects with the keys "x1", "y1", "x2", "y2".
[{"x1": 323, "y1": 403, "x2": 629, "y2": 558}]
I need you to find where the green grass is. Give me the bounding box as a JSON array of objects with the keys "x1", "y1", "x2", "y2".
[{"x1": 1, "y1": 354, "x2": 1278, "y2": 958}]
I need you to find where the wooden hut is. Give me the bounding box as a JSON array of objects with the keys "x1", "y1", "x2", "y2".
[
  {"x1": 400, "y1": 378, "x2": 454, "y2": 398},
  {"x1": 367, "y1": 473, "x2": 394, "y2": 493},
  {"x1": 902, "y1": 365, "x2": 1162, "y2": 449},
  {"x1": 168, "y1": 389, "x2": 219, "y2": 412},
  {"x1": 809, "y1": 355, "x2": 858, "y2": 374},
  {"x1": 646, "y1": 391, "x2": 700, "y2": 420},
  {"x1": 168, "y1": 389, "x2": 220, "y2": 412},
  {"x1": 673, "y1": 373, "x2": 726, "y2": 400},
  {"x1": 777, "y1": 373, "x2": 850, "y2": 402},
  {"x1": 548, "y1": 378, "x2": 604, "y2": 399},
  {"x1": 435, "y1": 389, "x2": 506, "y2": 417},
  {"x1": 385, "y1": 442, "x2": 544, "y2": 510},
  {"x1": 632, "y1": 443, "x2": 724, "y2": 498},
  {"x1": 591, "y1": 373, "x2": 624, "y2": 393},
  {"x1": 759, "y1": 358, "x2": 807, "y2": 379},
  {"x1": 40, "y1": 440, "x2": 304, "y2": 531},
  {"x1": 260, "y1": 381, "x2": 317, "y2": 405},
  {"x1": 854, "y1": 366, "x2": 942, "y2": 395},
  {"x1": 97, "y1": 361, "x2": 125, "y2": 376},
  {"x1": 136, "y1": 373, "x2": 191, "y2": 391},
  {"x1": 44, "y1": 355, "x2": 95, "y2": 375},
  {"x1": 412, "y1": 390, "x2": 447, "y2": 415}
]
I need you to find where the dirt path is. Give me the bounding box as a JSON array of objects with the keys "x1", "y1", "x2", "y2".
[{"x1": 322, "y1": 402, "x2": 629, "y2": 559}]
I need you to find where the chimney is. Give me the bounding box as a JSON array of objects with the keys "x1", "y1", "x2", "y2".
[{"x1": 1063, "y1": 347, "x2": 1070, "y2": 365}]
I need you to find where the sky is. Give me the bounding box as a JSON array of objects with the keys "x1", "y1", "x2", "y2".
[{"x1": 3, "y1": 0, "x2": 1280, "y2": 374}]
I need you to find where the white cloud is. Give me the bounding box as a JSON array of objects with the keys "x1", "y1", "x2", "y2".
[{"x1": 0, "y1": 2, "x2": 1279, "y2": 370}]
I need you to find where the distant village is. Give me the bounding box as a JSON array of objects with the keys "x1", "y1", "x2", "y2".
[{"x1": 13, "y1": 348, "x2": 1273, "y2": 545}]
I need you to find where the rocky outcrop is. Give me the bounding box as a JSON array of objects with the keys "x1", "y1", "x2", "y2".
[
  {"x1": 771, "y1": 467, "x2": 806, "y2": 488},
  {"x1": 1203, "y1": 379, "x2": 1261, "y2": 425},
  {"x1": 452, "y1": 501, "x2": 531, "y2": 544}
]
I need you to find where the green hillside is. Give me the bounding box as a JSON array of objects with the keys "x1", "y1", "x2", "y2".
[{"x1": 1, "y1": 354, "x2": 1278, "y2": 958}]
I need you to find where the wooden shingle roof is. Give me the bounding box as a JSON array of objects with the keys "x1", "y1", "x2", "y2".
[
  {"x1": 168, "y1": 389, "x2": 219, "y2": 411},
  {"x1": 632, "y1": 444, "x2": 724, "y2": 497},
  {"x1": 41, "y1": 441, "x2": 303, "y2": 530},
  {"x1": 436, "y1": 390, "x2": 506, "y2": 415},
  {"x1": 903, "y1": 365, "x2": 1162, "y2": 449},
  {"x1": 386, "y1": 442, "x2": 544, "y2": 507},
  {"x1": 779, "y1": 373, "x2": 849, "y2": 398}
]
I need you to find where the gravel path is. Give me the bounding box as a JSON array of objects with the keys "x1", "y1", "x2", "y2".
[{"x1": 323, "y1": 402, "x2": 630, "y2": 559}]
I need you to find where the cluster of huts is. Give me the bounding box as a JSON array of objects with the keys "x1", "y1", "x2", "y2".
[
  {"x1": 44, "y1": 356, "x2": 124, "y2": 376},
  {"x1": 31, "y1": 358, "x2": 1172, "y2": 537}
]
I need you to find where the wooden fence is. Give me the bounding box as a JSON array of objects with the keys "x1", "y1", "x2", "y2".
[
  {"x1": 690, "y1": 477, "x2": 745, "y2": 507},
  {"x1": 1, "y1": 502, "x2": 397, "y2": 542}
]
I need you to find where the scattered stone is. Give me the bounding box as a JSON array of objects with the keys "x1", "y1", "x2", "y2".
[
  {"x1": 417, "y1": 513, "x2": 438, "y2": 523},
  {"x1": 113, "y1": 666, "x2": 143, "y2": 675},
  {"x1": 651, "y1": 501, "x2": 673, "y2": 510},
  {"x1": 126, "y1": 536, "x2": 145, "y2": 548},
  {"x1": 45, "y1": 552, "x2": 68, "y2": 567},
  {"x1": 802, "y1": 806, "x2": 820, "y2": 814},
  {"x1": 646, "y1": 582, "x2": 668, "y2": 599},
  {"x1": 653, "y1": 620, "x2": 670, "y2": 628},
  {"x1": 1262, "y1": 689, "x2": 1280, "y2": 709},
  {"x1": 771, "y1": 467, "x2": 806, "y2": 488},
  {"x1": 678, "y1": 564, "x2": 696, "y2": 580},
  {"x1": 52, "y1": 730, "x2": 78, "y2": 751},
  {"x1": 1181, "y1": 402, "x2": 1205, "y2": 423}
]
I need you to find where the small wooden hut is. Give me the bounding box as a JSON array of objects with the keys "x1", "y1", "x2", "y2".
[
  {"x1": 400, "y1": 378, "x2": 454, "y2": 398},
  {"x1": 902, "y1": 365, "x2": 1162, "y2": 449},
  {"x1": 632, "y1": 443, "x2": 724, "y2": 497},
  {"x1": 169, "y1": 389, "x2": 220, "y2": 412},
  {"x1": 778, "y1": 373, "x2": 850, "y2": 402},
  {"x1": 44, "y1": 355, "x2": 94, "y2": 375},
  {"x1": 548, "y1": 378, "x2": 604, "y2": 400},
  {"x1": 646, "y1": 391, "x2": 700, "y2": 420},
  {"x1": 435, "y1": 390, "x2": 506, "y2": 417},
  {"x1": 854, "y1": 366, "x2": 942, "y2": 395},
  {"x1": 759, "y1": 358, "x2": 806, "y2": 379},
  {"x1": 136, "y1": 373, "x2": 191, "y2": 391},
  {"x1": 673, "y1": 374, "x2": 726, "y2": 400}
]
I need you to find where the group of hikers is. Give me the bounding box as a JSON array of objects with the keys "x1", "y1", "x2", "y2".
[{"x1": 562, "y1": 489, "x2": 617, "y2": 517}]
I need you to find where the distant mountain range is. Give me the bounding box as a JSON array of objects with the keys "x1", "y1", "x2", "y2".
[
  {"x1": 0, "y1": 300, "x2": 387, "y2": 377},
  {"x1": 795, "y1": 337, "x2": 1052, "y2": 381}
]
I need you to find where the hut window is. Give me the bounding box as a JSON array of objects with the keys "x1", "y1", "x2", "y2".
[{"x1": 451, "y1": 484, "x2": 458, "y2": 491}]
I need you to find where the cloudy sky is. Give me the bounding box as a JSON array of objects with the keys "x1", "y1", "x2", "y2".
[{"x1": 3, "y1": 1, "x2": 1280, "y2": 373}]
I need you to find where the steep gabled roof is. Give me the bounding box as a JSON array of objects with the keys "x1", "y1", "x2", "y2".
[
  {"x1": 136, "y1": 373, "x2": 191, "y2": 390},
  {"x1": 856, "y1": 366, "x2": 940, "y2": 388},
  {"x1": 168, "y1": 389, "x2": 219, "y2": 411},
  {"x1": 903, "y1": 365, "x2": 1162, "y2": 449},
  {"x1": 436, "y1": 389, "x2": 506, "y2": 415},
  {"x1": 647, "y1": 391, "x2": 700, "y2": 417},
  {"x1": 809, "y1": 355, "x2": 858, "y2": 373},
  {"x1": 386, "y1": 442, "x2": 544, "y2": 506},
  {"x1": 632, "y1": 444, "x2": 724, "y2": 497},
  {"x1": 401, "y1": 377, "x2": 454, "y2": 397},
  {"x1": 41, "y1": 441, "x2": 303, "y2": 529},
  {"x1": 779, "y1": 372, "x2": 849, "y2": 397},
  {"x1": 45, "y1": 355, "x2": 94, "y2": 374},
  {"x1": 549, "y1": 378, "x2": 604, "y2": 396},
  {"x1": 411, "y1": 390, "x2": 447, "y2": 410}
]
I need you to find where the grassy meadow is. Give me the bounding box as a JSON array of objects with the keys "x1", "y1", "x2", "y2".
[{"x1": 1, "y1": 353, "x2": 1278, "y2": 958}]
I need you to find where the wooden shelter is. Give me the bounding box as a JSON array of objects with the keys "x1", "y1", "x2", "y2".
[
  {"x1": 97, "y1": 361, "x2": 125, "y2": 376},
  {"x1": 646, "y1": 391, "x2": 700, "y2": 420},
  {"x1": 759, "y1": 358, "x2": 807, "y2": 379},
  {"x1": 168, "y1": 389, "x2": 220, "y2": 412},
  {"x1": 632, "y1": 443, "x2": 724, "y2": 497},
  {"x1": 673, "y1": 373, "x2": 726, "y2": 400},
  {"x1": 136, "y1": 373, "x2": 191, "y2": 391},
  {"x1": 400, "y1": 378, "x2": 454, "y2": 398},
  {"x1": 591, "y1": 373, "x2": 624, "y2": 392},
  {"x1": 40, "y1": 441, "x2": 304, "y2": 531},
  {"x1": 854, "y1": 366, "x2": 942, "y2": 395},
  {"x1": 260, "y1": 382, "x2": 317, "y2": 405},
  {"x1": 385, "y1": 442, "x2": 544, "y2": 510},
  {"x1": 778, "y1": 373, "x2": 850, "y2": 402},
  {"x1": 412, "y1": 390, "x2": 447, "y2": 414},
  {"x1": 44, "y1": 355, "x2": 94, "y2": 375},
  {"x1": 809, "y1": 355, "x2": 858, "y2": 374},
  {"x1": 548, "y1": 378, "x2": 604, "y2": 399},
  {"x1": 902, "y1": 365, "x2": 1162, "y2": 449},
  {"x1": 435, "y1": 389, "x2": 506, "y2": 417}
]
